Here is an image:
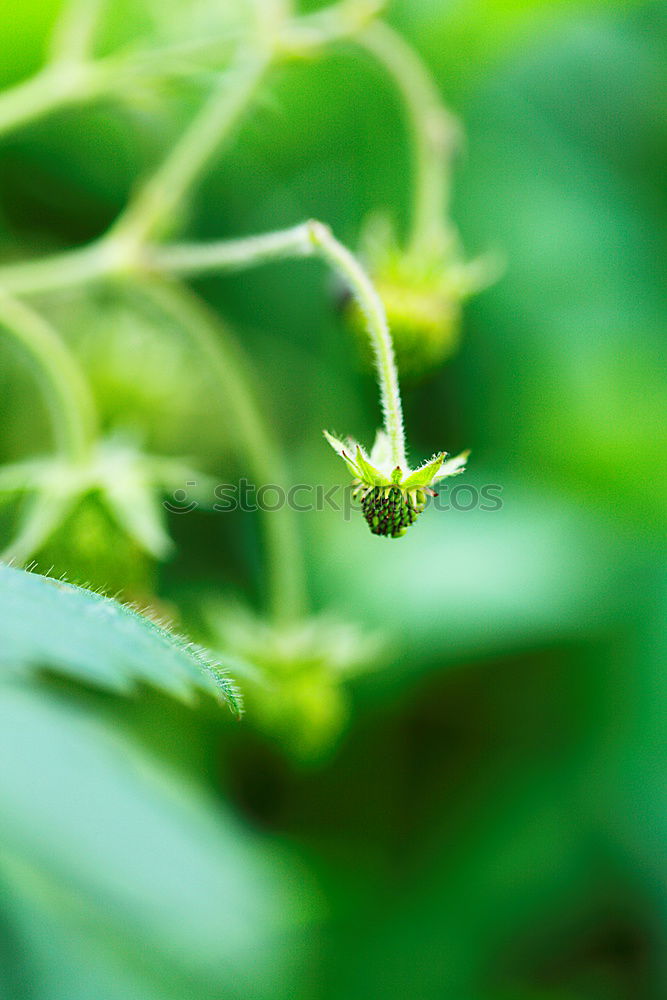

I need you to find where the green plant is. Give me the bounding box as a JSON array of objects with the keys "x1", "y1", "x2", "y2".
[
  {"x1": 0, "y1": 0, "x2": 486, "y2": 749},
  {"x1": 1, "y1": 2, "x2": 661, "y2": 998},
  {"x1": 0, "y1": 562, "x2": 240, "y2": 710}
]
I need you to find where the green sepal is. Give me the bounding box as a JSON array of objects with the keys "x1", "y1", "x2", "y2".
[
  {"x1": 355, "y1": 446, "x2": 384, "y2": 486},
  {"x1": 401, "y1": 453, "x2": 446, "y2": 489},
  {"x1": 323, "y1": 430, "x2": 364, "y2": 479},
  {"x1": 104, "y1": 477, "x2": 174, "y2": 560},
  {"x1": 432, "y1": 449, "x2": 470, "y2": 483}
]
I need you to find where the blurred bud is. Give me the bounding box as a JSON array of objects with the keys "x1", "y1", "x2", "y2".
[
  {"x1": 51, "y1": 289, "x2": 227, "y2": 457},
  {"x1": 344, "y1": 214, "x2": 497, "y2": 377},
  {"x1": 1, "y1": 438, "x2": 212, "y2": 596},
  {"x1": 35, "y1": 493, "x2": 155, "y2": 597},
  {"x1": 206, "y1": 605, "x2": 382, "y2": 760}
]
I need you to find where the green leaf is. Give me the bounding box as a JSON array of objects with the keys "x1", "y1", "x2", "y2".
[
  {"x1": 0, "y1": 563, "x2": 241, "y2": 712},
  {"x1": 0, "y1": 686, "x2": 314, "y2": 996}
]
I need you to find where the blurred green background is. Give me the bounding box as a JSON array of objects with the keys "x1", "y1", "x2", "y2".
[{"x1": 0, "y1": 1, "x2": 665, "y2": 998}]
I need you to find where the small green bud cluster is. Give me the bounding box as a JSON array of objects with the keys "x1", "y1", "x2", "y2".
[
  {"x1": 206, "y1": 606, "x2": 381, "y2": 759},
  {"x1": 359, "y1": 484, "x2": 427, "y2": 538},
  {"x1": 324, "y1": 429, "x2": 468, "y2": 540}
]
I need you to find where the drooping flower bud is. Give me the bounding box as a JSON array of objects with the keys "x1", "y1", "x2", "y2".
[
  {"x1": 324, "y1": 428, "x2": 468, "y2": 538},
  {"x1": 0, "y1": 439, "x2": 213, "y2": 592},
  {"x1": 205, "y1": 605, "x2": 382, "y2": 760}
]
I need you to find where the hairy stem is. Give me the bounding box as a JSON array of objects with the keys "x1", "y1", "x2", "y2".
[
  {"x1": 0, "y1": 222, "x2": 407, "y2": 466},
  {"x1": 138, "y1": 278, "x2": 306, "y2": 624},
  {"x1": 0, "y1": 223, "x2": 407, "y2": 468},
  {"x1": 152, "y1": 224, "x2": 314, "y2": 274},
  {"x1": 0, "y1": 294, "x2": 97, "y2": 462},
  {"x1": 154, "y1": 221, "x2": 407, "y2": 468},
  {"x1": 305, "y1": 221, "x2": 406, "y2": 467},
  {"x1": 356, "y1": 20, "x2": 458, "y2": 254}
]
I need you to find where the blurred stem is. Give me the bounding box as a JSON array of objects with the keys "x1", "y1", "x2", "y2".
[
  {"x1": 138, "y1": 278, "x2": 306, "y2": 625},
  {"x1": 0, "y1": 241, "x2": 115, "y2": 296},
  {"x1": 355, "y1": 20, "x2": 458, "y2": 255},
  {"x1": 0, "y1": 221, "x2": 406, "y2": 467},
  {"x1": 279, "y1": 0, "x2": 386, "y2": 54},
  {"x1": 49, "y1": 0, "x2": 106, "y2": 67},
  {"x1": 1, "y1": 491, "x2": 74, "y2": 566},
  {"x1": 306, "y1": 222, "x2": 406, "y2": 467},
  {"x1": 155, "y1": 221, "x2": 407, "y2": 468},
  {"x1": 0, "y1": 62, "x2": 110, "y2": 138},
  {"x1": 0, "y1": 0, "x2": 384, "y2": 141},
  {"x1": 0, "y1": 294, "x2": 97, "y2": 462},
  {"x1": 0, "y1": 37, "x2": 248, "y2": 141},
  {"x1": 108, "y1": 48, "x2": 271, "y2": 251}
]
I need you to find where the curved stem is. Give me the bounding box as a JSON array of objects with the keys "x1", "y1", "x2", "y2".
[
  {"x1": 0, "y1": 293, "x2": 97, "y2": 462},
  {"x1": 152, "y1": 224, "x2": 313, "y2": 274},
  {"x1": 2, "y1": 490, "x2": 75, "y2": 565},
  {"x1": 0, "y1": 62, "x2": 110, "y2": 139},
  {"x1": 355, "y1": 20, "x2": 458, "y2": 255},
  {"x1": 0, "y1": 221, "x2": 407, "y2": 467},
  {"x1": 306, "y1": 222, "x2": 406, "y2": 467},
  {"x1": 279, "y1": 0, "x2": 386, "y2": 54},
  {"x1": 153, "y1": 221, "x2": 407, "y2": 468},
  {"x1": 137, "y1": 277, "x2": 306, "y2": 625},
  {"x1": 0, "y1": 241, "x2": 112, "y2": 296}
]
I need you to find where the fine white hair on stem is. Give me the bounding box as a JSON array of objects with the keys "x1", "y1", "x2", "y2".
[{"x1": 151, "y1": 221, "x2": 408, "y2": 469}]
